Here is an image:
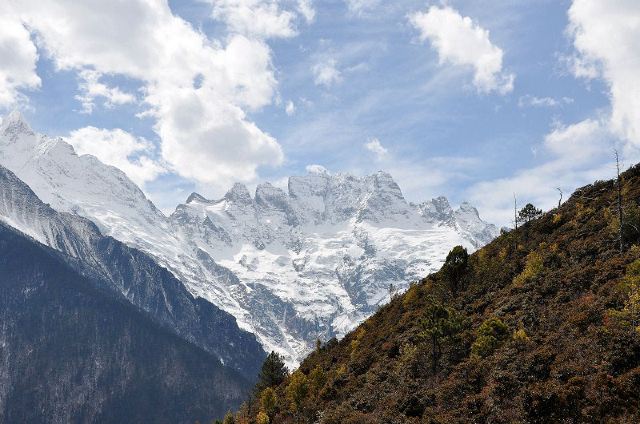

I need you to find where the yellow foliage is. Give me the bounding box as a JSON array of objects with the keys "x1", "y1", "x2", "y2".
[
  {"x1": 402, "y1": 283, "x2": 419, "y2": 307},
  {"x1": 512, "y1": 328, "x2": 530, "y2": 344},
  {"x1": 308, "y1": 366, "x2": 327, "y2": 396},
  {"x1": 623, "y1": 259, "x2": 640, "y2": 332},
  {"x1": 552, "y1": 213, "x2": 562, "y2": 225},
  {"x1": 513, "y1": 251, "x2": 544, "y2": 287},
  {"x1": 256, "y1": 411, "x2": 270, "y2": 424},
  {"x1": 498, "y1": 247, "x2": 509, "y2": 261},
  {"x1": 285, "y1": 371, "x2": 309, "y2": 412},
  {"x1": 259, "y1": 387, "x2": 276, "y2": 416}
]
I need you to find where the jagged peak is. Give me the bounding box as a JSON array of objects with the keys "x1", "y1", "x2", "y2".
[
  {"x1": 186, "y1": 192, "x2": 209, "y2": 204},
  {"x1": 1, "y1": 110, "x2": 34, "y2": 137},
  {"x1": 455, "y1": 201, "x2": 481, "y2": 218},
  {"x1": 255, "y1": 182, "x2": 286, "y2": 199},
  {"x1": 224, "y1": 182, "x2": 253, "y2": 204}
]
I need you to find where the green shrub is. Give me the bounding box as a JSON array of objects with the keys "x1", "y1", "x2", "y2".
[
  {"x1": 471, "y1": 317, "x2": 509, "y2": 357},
  {"x1": 513, "y1": 251, "x2": 543, "y2": 287}
]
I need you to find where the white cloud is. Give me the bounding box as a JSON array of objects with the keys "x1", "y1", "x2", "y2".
[
  {"x1": 568, "y1": 0, "x2": 640, "y2": 145},
  {"x1": 305, "y1": 164, "x2": 329, "y2": 174},
  {"x1": 409, "y1": 5, "x2": 514, "y2": 95},
  {"x1": 466, "y1": 119, "x2": 625, "y2": 225},
  {"x1": 285, "y1": 100, "x2": 296, "y2": 115},
  {"x1": 313, "y1": 58, "x2": 342, "y2": 87},
  {"x1": 345, "y1": 0, "x2": 380, "y2": 16},
  {"x1": 66, "y1": 126, "x2": 165, "y2": 187},
  {"x1": 297, "y1": 0, "x2": 315, "y2": 23},
  {"x1": 0, "y1": 4, "x2": 40, "y2": 109},
  {"x1": 364, "y1": 137, "x2": 388, "y2": 161},
  {"x1": 75, "y1": 69, "x2": 135, "y2": 114},
  {"x1": 518, "y1": 95, "x2": 574, "y2": 108},
  {"x1": 8, "y1": 0, "x2": 285, "y2": 191},
  {"x1": 207, "y1": 0, "x2": 306, "y2": 39}
]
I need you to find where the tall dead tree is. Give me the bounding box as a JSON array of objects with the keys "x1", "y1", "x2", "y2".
[
  {"x1": 616, "y1": 150, "x2": 624, "y2": 252},
  {"x1": 556, "y1": 187, "x2": 563, "y2": 208},
  {"x1": 514, "y1": 193, "x2": 518, "y2": 230}
]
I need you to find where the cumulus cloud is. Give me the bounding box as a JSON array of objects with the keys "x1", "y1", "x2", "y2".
[
  {"x1": 364, "y1": 137, "x2": 388, "y2": 161},
  {"x1": 0, "y1": 5, "x2": 40, "y2": 108},
  {"x1": 313, "y1": 58, "x2": 342, "y2": 87},
  {"x1": 568, "y1": 0, "x2": 640, "y2": 145},
  {"x1": 204, "y1": 0, "x2": 315, "y2": 38},
  {"x1": 75, "y1": 69, "x2": 135, "y2": 114},
  {"x1": 7, "y1": 0, "x2": 285, "y2": 190},
  {"x1": 409, "y1": 5, "x2": 514, "y2": 95},
  {"x1": 297, "y1": 0, "x2": 315, "y2": 23},
  {"x1": 66, "y1": 126, "x2": 165, "y2": 187},
  {"x1": 209, "y1": 0, "x2": 298, "y2": 39}
]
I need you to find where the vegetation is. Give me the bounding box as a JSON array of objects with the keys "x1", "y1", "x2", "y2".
[
  {"x1": 442, "y1": 245, "x2": 469, "y2": 293},
  {"x1": 255, "y1": 351, "x2": 288, "y2": 394},
  {"x1": 419, "y1": 296, "x2": 465, "y2": 372},
  {"x1": 518, "y1": 203, "x2": 543, "y2": 224},
  {"x1": 228, "y1": 164, "x2": 640, "y2": 422}
]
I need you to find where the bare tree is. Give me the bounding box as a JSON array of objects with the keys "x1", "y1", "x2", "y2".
[
  {"x1": 556, "y1": 187, "x2": 563, "y2": 208},
  {"x1": 615, "y1": 150, "x2": 624, "y2": 252},
  {"x1": 513, "y1": 193, "x2": 518, "y2": 230}
]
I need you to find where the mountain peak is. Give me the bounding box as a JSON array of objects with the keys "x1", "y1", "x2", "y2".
[
  {"x1": 1, "y1": 110, "x2": 34, "y2": 137},
  {"x1": 224, "y1": 183, "x2": 253, "y2": 204},
  {"x1": 186, "y1": 192, "x2": 209, "y2": 204}
]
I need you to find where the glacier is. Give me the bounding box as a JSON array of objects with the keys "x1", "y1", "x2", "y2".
[{"x1": 0, "y1": 111, "x2": 499, "y2": 366}]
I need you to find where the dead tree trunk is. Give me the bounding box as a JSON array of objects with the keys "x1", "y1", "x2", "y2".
[
  {"x1": 616, "y1": 150, "x2": 623, "y2": 252},
  {"x1": 514, "y1": 193, "x2": 518, "y2": 230}
]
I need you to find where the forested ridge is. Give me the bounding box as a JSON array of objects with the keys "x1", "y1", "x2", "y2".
[{"x1": 228, "y1": 163, "x2": 640, "y2": 423}]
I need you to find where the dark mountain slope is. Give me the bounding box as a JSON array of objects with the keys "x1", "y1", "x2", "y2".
[
  {"x1": 0, "y1": 221, "x2": 249, "y2": 423},
  {"x1": 0, "y1": 164, "x2": 265, "y2": 379},
  {"x1": 236, "y1": 164, "x2": 640, "y2": 423}
]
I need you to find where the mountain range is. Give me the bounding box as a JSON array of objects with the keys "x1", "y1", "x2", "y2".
[{"x1": 0, "y1": 111, "x2": 498, "y2": 365}]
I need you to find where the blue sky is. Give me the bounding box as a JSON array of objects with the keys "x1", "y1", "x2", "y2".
[{"x1": 1, "y1": 0, "x2": 639, "y2": 225}]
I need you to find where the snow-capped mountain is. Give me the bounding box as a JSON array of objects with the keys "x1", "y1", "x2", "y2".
[
  {"x1": 0, "y1": 112, "x2": 499, "y2": 366},
  {"x1": 0, "y1": 163, "x2": 265, "y2": 379}
]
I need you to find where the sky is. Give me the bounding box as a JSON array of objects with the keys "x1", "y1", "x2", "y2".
[{"x1": 1, "y1": 0, "x2": 639, "y2": 226}]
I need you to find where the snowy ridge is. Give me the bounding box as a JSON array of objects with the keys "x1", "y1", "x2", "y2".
[{"x1": 0, "y1": 112, "x2": 499, "y2": 366}]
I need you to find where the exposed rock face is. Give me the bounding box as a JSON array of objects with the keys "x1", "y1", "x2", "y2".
[{"x1": 0, "y1": 222, "x2": 250, "y2": 423}]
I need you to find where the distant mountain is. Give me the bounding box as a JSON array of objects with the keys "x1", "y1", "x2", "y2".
[
  {"x1": 235, "y1": 164, "x2": 640, "y2": 423},
  {"x1": 0, "y1": 220, "x2": 250, "y2": 423},
  {"x1": 0, "y1": 163, "x2": 265, "y2": 380},
  {"x1": 0, "y1": 112, "x2": 498, "y2": 365}
]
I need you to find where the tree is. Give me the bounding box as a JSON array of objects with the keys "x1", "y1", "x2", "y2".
[
  {"x1": 616, "y1": 150, "x2": 623, "y2": 252},
  {"x1": 443, "y1": 246, "x2": 469, "y2": 294},
  {"x1": 518, "y1": 203, "x2": 543, "y2": 224},
  {"x1": 256, "y1": 351, "x2": 288, "y2": 393},
  {"x1": 222, "y1": 412, "x2": 235, "y2": 424},
  {"x1": 308, "y1": 366, "x2": 327, "y2": 397},
  {"x1": 419, "y1": 296, "x2": 465, "y2": 373},
  {"x1": 259, "y1": 387, "x2": 277, "y2": 417},
  {"x1": 256, "y1": 411, "x2": 270, "y2": 424},
  {"x1": 471, "y1": 317, "x2": 509, "y2": 357},
  {"x1": 286, "y1": 371, "x2": 309, "y2": 413}
]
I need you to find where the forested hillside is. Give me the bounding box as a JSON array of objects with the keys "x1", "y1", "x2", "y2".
[
  {"x1": 0, "y1": 222, "x2": 250, "y2": 423},
  {"x1": 232, "y1": 164, "x2": 640, "y2": 423}
]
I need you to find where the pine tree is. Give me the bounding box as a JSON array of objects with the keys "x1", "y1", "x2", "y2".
[
  {"x1": 255, "y1": 351, "x2": 288, "y2": 393},
  {"x1": 443, "y1": 246, "x2": 469, "y2": 294},
  {"x1": 518, "y1": 203, "x2": 543, "y2": 224},
  {"x1": 419, "y1": 296, "x2": 465, "y2": 373}
]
